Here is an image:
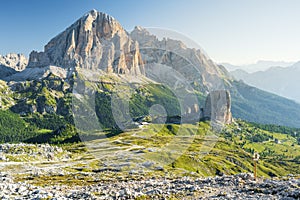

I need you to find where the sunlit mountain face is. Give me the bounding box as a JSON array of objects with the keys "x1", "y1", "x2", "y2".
[{"x1": 0, "y1": 9, "x2": 299, "y2": 200}]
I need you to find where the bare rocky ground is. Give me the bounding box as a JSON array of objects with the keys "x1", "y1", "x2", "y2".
[{"x1": 0, "y1": 143, "x2": 299, "y2": 200}]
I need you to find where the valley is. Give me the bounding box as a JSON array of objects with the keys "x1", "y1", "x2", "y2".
[{"x1": 0, "y1": 9, "x2": 299, "y2": 199}]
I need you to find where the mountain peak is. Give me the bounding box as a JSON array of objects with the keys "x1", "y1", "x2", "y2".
[
  {"x1": 86, "y1": 9, "x2": 98, "y2": 16},
  {"x1": 81, "y1": 10, "x2": 119, "y2": 31},
  {"x1": 133, "y1": 26, "x2": 149, "y2": 33},
  {"x1": 27, "y1": 10, "x2": 144, "y2": 75}
]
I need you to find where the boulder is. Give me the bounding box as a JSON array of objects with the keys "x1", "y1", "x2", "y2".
[{"x1": 204, "y1": 90, "x2": 232, "y2": 125}]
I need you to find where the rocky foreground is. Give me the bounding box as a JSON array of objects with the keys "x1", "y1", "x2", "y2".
[
  {"x1": 0, "y1": 143, "x2": 299, "y2": 199},
  {"x1": 0, "y1": 172, "x2": 299, "y2": 199}
]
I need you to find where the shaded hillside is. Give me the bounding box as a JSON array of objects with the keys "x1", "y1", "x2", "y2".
[{"x1": 230, "y1": 80, "x2": 300, "y2": 127}]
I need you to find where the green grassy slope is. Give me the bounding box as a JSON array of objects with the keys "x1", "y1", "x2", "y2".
[
  {"x1": 230, "y1": 80, "x2": 300, "y2": 128},
  {"x1": 76, "y1": 121, "x2": 300, "y2": 177}
]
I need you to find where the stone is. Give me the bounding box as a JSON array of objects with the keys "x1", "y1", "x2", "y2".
[
  {"x1": 0, "y1": 172, "x2": 294, "y2": 199},
  {"x1": 0, "y1": 153, "x2": 6, "y2": 161},
  {"x1": 204, "y1": 90, "x2": 233, "y2": 126}
]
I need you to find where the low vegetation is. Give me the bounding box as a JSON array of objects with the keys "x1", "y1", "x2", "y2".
[
  {"x1": 0, "y1": 77, "x2": 299, "y2": 179},
  {"x1": 230, "y1": 80, "x2": 300, "y2": 128}
]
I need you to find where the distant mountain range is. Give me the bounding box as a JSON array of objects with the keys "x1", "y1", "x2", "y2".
[
  {"x1": 222, "y1": 60, "x2": 295, "y2": 73},
  {"x1": 231, "y1": 61, "x2": 300, "y2": 103},
  {"x1": 1, "y1": 10, "x2": 300, "y2": 129}
]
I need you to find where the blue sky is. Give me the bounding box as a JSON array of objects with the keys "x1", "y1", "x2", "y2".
[{"x1": 1, "y1": 0, "x2": 300, "y2": 65}]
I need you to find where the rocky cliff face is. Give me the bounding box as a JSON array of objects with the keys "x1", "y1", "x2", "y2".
[
  {"x1": 4, "y1": 10, "x2": 300, "y2": 127},
  {"x1": 28, "y1": 10, "x2": 144, "y2": 75},
  {"x1": 26, "y1": 10, "x2": 228, "y2": 92},
  {"x1": 0, "y1": 53, "x2": 28, "y2": 71},
  {"x1": 204, "y1": 90, "x2": 232, "y2": 125},
  {"x1": 0, "y1": 54, "x2": 28, "y2": 79},
  {"x1": 0, "y1": 10, "x2": 234, "y2": 122},
  {"x1": 130, "y1": 26, "x2": 230, "y2": 92}
]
